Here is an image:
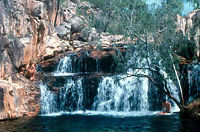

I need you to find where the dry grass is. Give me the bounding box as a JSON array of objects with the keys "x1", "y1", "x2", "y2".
[{"x1": 184, "y1": 99, "x2": 200, "y2": 119}]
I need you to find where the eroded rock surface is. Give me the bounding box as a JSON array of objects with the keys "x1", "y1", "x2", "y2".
[
  {"x1": 177, "y1": 9, "x2": 200, "y2": 58},
  {"x1": 0, "y1": 79, "x2": 40, "y2": 120}
]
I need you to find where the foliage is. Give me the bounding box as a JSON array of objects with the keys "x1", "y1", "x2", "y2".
[
  {"x1": 81, "y1": 0, "x2": 195, "y2": 109},
  {"x1": 187, "y1": 0, "x2": 200, "y2": 9}
]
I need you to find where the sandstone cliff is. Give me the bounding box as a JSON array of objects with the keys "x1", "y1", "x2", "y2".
[
  {"x1": 0, "y1": 0, "x2": 124, "y2": 120},
  {"x1": 177, "y1": 9, "x2": 200, "y2": 59},
  {"x1": 0, "y1": 0, "x2": 71, "y2": 120}
]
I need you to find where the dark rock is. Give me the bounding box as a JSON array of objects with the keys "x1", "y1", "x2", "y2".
[
  {"x1": 0, "y1": 87, "x2": 4, "y2": 112},
  {"x1": 82, "y1": 77, "x2": 101, "y2": 109}
]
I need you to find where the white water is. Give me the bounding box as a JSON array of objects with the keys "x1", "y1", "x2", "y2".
[
  {"x1": 54, "y1": 56, "x2": 73, "y2": 76},
  {"x1": 167, "y1": 80, "x2": 180, "y2": 112},
  {"x1": 59, "y1": 78, "x2": 83, "y2": 111},
  {"x1": 93, "y1": 75, "x2": 149, "y2": 112},
  {"x1": 40, "y1": 56, "x2": 180, "y2": 116},
  {"x1": 188, "y1": 64, "x2": 200, "y2": 102},
  {"x1": 40, "y1": 84, "x2": 58, "y2": 114},
  {"x1": 40, "y1": 110, "x2": 162, "y2": 117}
]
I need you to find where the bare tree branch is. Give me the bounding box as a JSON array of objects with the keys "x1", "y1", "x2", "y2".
[{"x1": 117, "y1": 69, "x2": 182, "y2": 109}]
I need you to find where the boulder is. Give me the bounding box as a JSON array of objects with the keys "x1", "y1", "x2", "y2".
[
  {"x1": 44, "y1": 36, "x2": 72, "y2": 59},
  {"x1": 56, "y1": 22, "x2": 71, "y2": 40},
  {"x1": 69, "y1": 16, "x2": 87, "y2": 33},
  {"x1": 79, "y1": 27, "x2": 101, "y2": 42},
  {"x1": 31, "y1": 0, "x2": 46, "y2": 20}
]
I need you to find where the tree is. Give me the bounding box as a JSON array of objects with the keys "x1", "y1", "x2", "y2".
[
  {"x1": 187, "y1": 0, "x2": 200, "y2": 9},
  {"x1": 54, "y1": 0, "x2": 66, "y2": 26},
  {"x1": 120, "y1": 0, "x2": 186, "y2": 109},
  {"x1": 83, "y1": 0, "x2": 188, "y2": 110},
  {"x1": 54, "y1": 0, "x2": 61, "y2": 26}
]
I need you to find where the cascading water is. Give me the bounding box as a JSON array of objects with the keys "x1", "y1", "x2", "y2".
[
  {"x1": 58, "y1": 78, "x2": 83, "y2": 111},
  {"x1": 54, "y1": 56, "x2": 74, "y2": 76},
  {"x1": 40, "y1": 56, "x2": 84, "y2": 114},
  {"x1": 188, "y1": 64, "x2": 200, "y2": 102},
  {"x1": 40, "y1": 54, "x2": 180, "y2": 116},
  {"x1": 92, "y1": 75, "x2": 149, "y2": 112},
  {"x1": 167, "y1": 80, "x2": 180, "y2": 112},
  {"x1": 40, "y1": 83, "x2": 58, "y2": 114}
]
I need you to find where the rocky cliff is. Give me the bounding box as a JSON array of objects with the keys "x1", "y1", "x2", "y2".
[
  {"x1": 0, "y1": 0, "x2": 125, "y2": 120},
  {"x1": 0, "y1": 0, "x2": 74, "y2": 120},
  {"x1": 177, "y1": 9, "x2": 200, "y2": 59}
]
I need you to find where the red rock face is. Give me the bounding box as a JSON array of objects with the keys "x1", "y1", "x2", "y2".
[
  {"x1": 0, "y1": 0, "x2": 54, "y2": 120},
  {"x1": 0, "y1": 80, "x2": 40, "y2": 121},
  {"x1": 177, "y1": 9, "x2": 200, "y2": 58}
]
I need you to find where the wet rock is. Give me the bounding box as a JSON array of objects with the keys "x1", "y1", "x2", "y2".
[{"x1": 0, "y1": 88, "x2": 4, "y2": 112}]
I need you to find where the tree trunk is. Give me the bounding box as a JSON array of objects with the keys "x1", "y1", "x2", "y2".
[
  {"x1": 169, "y1": 52, "x2": 185, "y2": 106},
  {"x1": 172, "y1": 63, "x2": 185, "y2": 106},
  {"x1": 121, "y1": 73, "x2": 183, "y2": 110},
  {"x1": 54, "y1": 0, "x2": 61, "y2": 27}
]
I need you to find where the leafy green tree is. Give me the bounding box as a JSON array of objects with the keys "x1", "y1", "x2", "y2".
[
  {"x1": 187, "y1": 0, "x2": 200, "y2": 9},
  {"x1": 83, "y1": 0, "x2": 193, "y2": 110}
]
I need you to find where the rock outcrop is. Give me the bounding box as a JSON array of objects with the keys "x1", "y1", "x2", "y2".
[
  {"x1": 0, "y1": 79, "x2": 40, "y2": 120},
  {"x1": 177, "y1": 9, "x2": 200, "y2": 58},
  {"x1": 0, "y1": 0, "x2": 124, "y2": 120},
  {"x1": 0, "y1": 0, "x2": 72, "y2": 120}
]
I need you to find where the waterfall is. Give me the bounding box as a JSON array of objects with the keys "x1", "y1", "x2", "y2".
[
  {"x1": 188, "y1": 64, "x2": 200, "y2": 102},
  {"x1": 167, "y1": 80, "x2": 180, "y2": 112},
  {"x1": 93, "y1": 75, "x2": 149, "y2": 112},
  {"x1": 96, "y1": 58, "x2": 101, "y2": 72},
  {"x1": 40, "y1": 84, "x2": 58, "y2": 114},
  {"x1": 40, "y1": 56, "x2": 84, "y2": 114},
  {"x1": 58, "y1": 78, "x2": 83, "y2": 111},
  {"x1": 54, "y1": 56, "x2": 73, "y2": 76},
  {"x1": 40, "y1": 55, "x2": 180, "y2": 116}
]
